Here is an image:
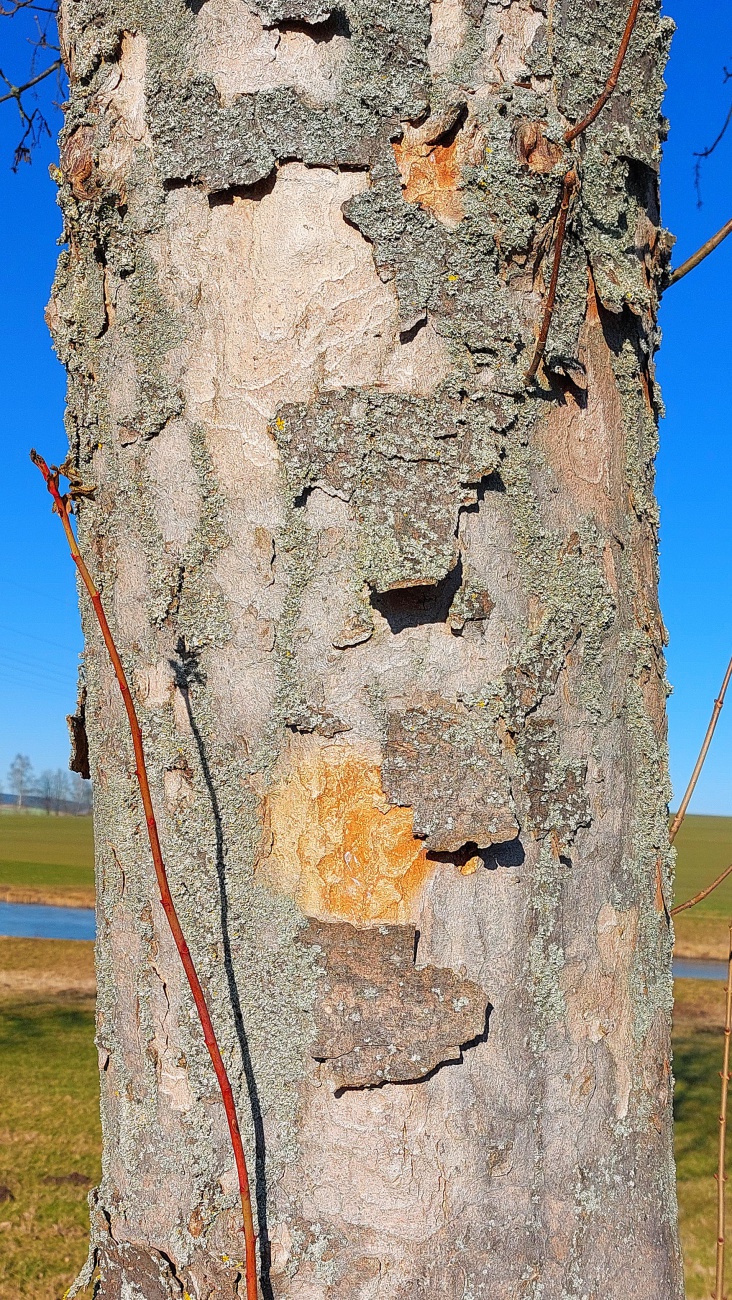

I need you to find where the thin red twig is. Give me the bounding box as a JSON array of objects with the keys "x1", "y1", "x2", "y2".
[
  {"x1": 666, "y1": 217, "x2": 732, "y2": 288},
  {"x1": 669, "y1": 655, "x2": 732, "y2": 845},
  {"x1": 563, "y1": 0, "x2": 643, "y2": 144},
  {"x1": 30, "y1": 451, "x2": 258, "y2": 1300},
  {"x1": 525, "y1": 169, "x2": 576, "y2": 384}
]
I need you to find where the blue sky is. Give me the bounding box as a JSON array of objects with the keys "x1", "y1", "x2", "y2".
[
  {"x1": 656, "y1": 0, "x2": 732, "y2": 815},
  {"x1": 1, "y1": 2, "x2": 732, "y2": 811}
]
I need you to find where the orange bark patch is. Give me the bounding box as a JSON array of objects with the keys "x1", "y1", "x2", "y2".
[
  {"x1": 257, "y1": 738, "x2": 435, "y2": 924},
  {"x1": 393, "y1": 134, "x2": 465, "y2": 229}
]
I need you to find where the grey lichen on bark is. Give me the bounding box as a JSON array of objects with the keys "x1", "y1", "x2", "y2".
[{"x1": 50, "y1": 0, "x2": 683, "y2": 1294}]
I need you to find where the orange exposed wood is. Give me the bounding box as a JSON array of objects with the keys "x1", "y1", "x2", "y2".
[
  {"x1": 258, "y1": 738, "x2": 436, "y2": 924},
  {"x1": 60, "y1": 125, "x2": 96, "y2": 199},
  {"x1": 393, "y1": 134, "x2": 465, "y2": 229}
]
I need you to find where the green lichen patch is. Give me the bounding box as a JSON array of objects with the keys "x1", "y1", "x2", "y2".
[
  {"x1": 517, "y1": 716, "x2": 590, "y2": 848},
  {"x1": 273, "y1": 386, "x2": 512, "y2": 593},
  {"x1": 381, "y1": 693, "x2": 518, "y2": 852}
]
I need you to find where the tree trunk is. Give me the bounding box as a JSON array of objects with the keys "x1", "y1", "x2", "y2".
[{"x1": 53, "y1": 0, "x2": 683, "y2": 1295}]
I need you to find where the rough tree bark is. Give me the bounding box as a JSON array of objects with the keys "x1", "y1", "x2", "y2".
[{"x1": 51, "y1": 0, "x2": 682, "y2": 1295}]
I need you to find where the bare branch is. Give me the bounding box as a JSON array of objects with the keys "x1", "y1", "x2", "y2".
[
  {"x1": 0, "y1": 0, "x2": 63, "y2": 165},
  {"x1": 524, "y1": 0, "x2": 643, "y2": 386},
  {"x1": 671, "y1": 860, "x2": 732, "y2": 917},
  {"x1": 0, "y1": 2, "x2": 58, "y2": 13},
  {"x1": 667, "y1": 655, "x2": 732, "y2": 842},
  {"x1": 0, "y1": 57, "x2": 61, "y2": 168},
  {"x1": 665, "y1": 216, "x2": 732, "y2": 288},
  {"x1": 563, "y1": 0, "x2": 643, "y2": 144},
  {"x1": 524, "y1": 170, "x2": 577, "y2": 384},
  {"x1": 694, "y1": 100, "x2": 732, "y2": 207},
  {"x1": 0, "y1": 57, "x2": 61, "y2": 107}
]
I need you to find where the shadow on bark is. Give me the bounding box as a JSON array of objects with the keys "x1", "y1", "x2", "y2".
[
  {"x1": 426, "y1": 837, "x2": 526, "y2": 871},
  {"x1": 171, "y1": 641, "x2": 274, "y2": 1300},
  {"x1": 370, "y1": 558, "x2": 463, "y2": 631}
]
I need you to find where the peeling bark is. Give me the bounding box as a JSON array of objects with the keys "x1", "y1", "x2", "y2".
[
  {"x1": 301, "y1": 919, "x2": 489, "y2": 1088},
  {"x1": 53, "y1": 0, "x2": 682, "y2": 1295}
]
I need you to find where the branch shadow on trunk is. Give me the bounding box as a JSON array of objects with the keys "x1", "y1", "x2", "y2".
[{"x1": 171, "y1": 641, "x2": 274, "y2": 1300}]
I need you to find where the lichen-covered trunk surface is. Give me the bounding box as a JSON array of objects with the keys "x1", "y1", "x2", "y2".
[{"x1": 53, "y1": 0, "x2": 682, "y2": 1295}]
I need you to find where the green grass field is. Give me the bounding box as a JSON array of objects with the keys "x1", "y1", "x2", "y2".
[
  {"x1": 673, "y1": 977, "x2": 730, "y2": 1298},
  {"x1": 0, "y1": 814, "x2": 94, "y2": 907},
  {"x1": 0, "y1": 813, "x2": 94, "y2": 869},
  {"x1": 0, "y1": 797, "x2": 727, "y2": 942},
  {"x1": 0, "y1": 940, "x2": 99, "y2": 1300},
  {"x1": 672, "y1": 815, "x2": 732, "y2": 959},
  {"x1": 673, "y1": 815, "x2": 732, "y2": 911},
  {"x1": 0, "y1": 805, "x2": 729, "y2": 941}
]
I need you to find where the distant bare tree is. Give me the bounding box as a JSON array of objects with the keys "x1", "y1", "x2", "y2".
[
  {"x1": 49, "y1": 766, "x2": 69, "y2": 813},
  {"x1": 68, "y1": 769, "x2": 93, "y2": 816},
  {"x1": 8, "y1": 753, "x2": 33, "y2": 808},
  {"x1": 36, "y1": 766, "x2": 90, "y2": 814},
  {"x1": 37, "y1": 767, "x2": 54, "y2": 814}
]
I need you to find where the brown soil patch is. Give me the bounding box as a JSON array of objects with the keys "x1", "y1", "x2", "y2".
[
  {"x1": 0, "y1": 938, "x2": 95, "y2": 1004},
  {"x1": 0, "y1": 886, "x2": 95, "y2": 909}
]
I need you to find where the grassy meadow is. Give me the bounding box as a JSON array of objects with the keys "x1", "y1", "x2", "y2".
[
  {"x1": 0, "y1": 939, "x2": 99, "y2": 1300},
  {"x1": 0, "y1": 806, "x2": 727, "y2": 935},
  {"x1": 672, "y1": 814, "x2": 732, "y2": 959},
  {"x1": 0, "y1": 940, "x2": 727, "y2": 1300},
  {"x1": 0, "y1": 812, "x2": 94, "y2": 908},
  {"x1": 1, "y1": 811, "x2": 732, "y2": 1294},
  {"x1": 674, "y1": 977, "x2": 730, "y2": 1297}
]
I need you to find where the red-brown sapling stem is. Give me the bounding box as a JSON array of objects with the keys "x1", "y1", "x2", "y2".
[
  {"x1": 525, "y1": 169, "x2": 577, "y2": 384},
  {"x1": 669, "y1": 655, "x2": 732, "y2": 846},
  {"x1": 563, "y1": 0, "x2": 643, "y2": 144},
  {"x1": 30, "y1": 450, "x2": 259, "y2": 1300},
  {"x1": 525, "y1": 0, "x2": 643, "y2": 384}
]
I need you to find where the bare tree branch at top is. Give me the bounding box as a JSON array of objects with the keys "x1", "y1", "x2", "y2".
[
  {"x1": 0, "y1": 0, "x2": 64, "y2": 168},
  {"x1": 0, "y1": 1, "x2": 58, "y2": 14},
  {"x1": 694, "y1": 67, "x2": 732, "y2": 207}
]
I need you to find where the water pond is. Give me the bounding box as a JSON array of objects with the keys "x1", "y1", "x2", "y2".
[
  {"x1": 672, "y1": 958, "x2": 727, "y2": 982},
  {"x1": 0, "y1": 901, "x2": 95, "y2": 941}
]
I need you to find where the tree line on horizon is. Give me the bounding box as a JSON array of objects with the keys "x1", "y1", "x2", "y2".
[{"x1": 5, "y1": 752, "x2": 92, "y2": 816}]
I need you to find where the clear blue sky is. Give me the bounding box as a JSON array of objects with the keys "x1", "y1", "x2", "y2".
[{"x1": 1, "y1": 2, "x2": 732, "y2": 811}]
